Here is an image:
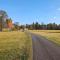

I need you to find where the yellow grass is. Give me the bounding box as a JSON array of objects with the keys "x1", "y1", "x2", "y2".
[
  {"x1": 30, "y1": 30, "x2": 60, "y2": 45},
  {"x1": 0, "y1": 31, "x2": 32, "y2": 60}
]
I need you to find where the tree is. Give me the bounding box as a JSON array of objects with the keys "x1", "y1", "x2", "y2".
[
  {"x1": 26, "y1": 24, "x2": 29, "y2": 28},
  {"x1": 0, "y1": 10, "x2": 8, "y2": 20},
  {"x1": 14, "y1": 22, "x2": 20, "y2": 30},
  {"x1": 0, "y1": 10, "x2": 8, "y2": 29},
  {"x1": 34, "y1": 22, "x2": 40, "y2": 30},
  {"x1": 6, "y1": 18, "x2": 13, "y2": 30},
  {"x1": 25, "y1": 22, "x2": 60, "y2": 30},
  {"x1": 20, "y1": 25, "x2": 25, "y2": 31},
  {"x1": 0, "y1": 16, "x2": 3, "y2": 31},
  {"x1": 41, "y1": 22, "x2": 47, "y2": 29},
  {"x1": 57, "y1": 24, "x2": 60, "y2": 30},
  {"x1": 47, "y1": 23, "x2": 53, "y2": 30},
  {"x1": 52, "y1": 23, "x2": 57, "y2": 30},
  {"x1": 32, "y1": 22, "x2": 35, "y2": 29}
]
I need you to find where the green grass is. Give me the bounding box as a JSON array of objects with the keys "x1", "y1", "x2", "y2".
[
  {"x1": 30, "y1": 30, "x2": 60, "y2": 46},
  {"x1": 0, "y1": 31, "x2": 32, "y2": 60}
]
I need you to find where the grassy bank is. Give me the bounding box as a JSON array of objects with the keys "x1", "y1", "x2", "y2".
[
  {"x1": 30, "y1": 30, "x2": 60, "y2": 46},
  {"x1": 0, "y1": 31, "x2": 32, "y2": 60}
]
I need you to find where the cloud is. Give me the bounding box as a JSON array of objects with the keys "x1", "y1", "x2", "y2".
[
  {"x1": 49, "y1": 16, "x2": 56, "y2": 20},
  {"x1": 57, "y1": 8, "x2": 60, "y2": 11},
  {"x1": 53, "y1": 17, "x2": 56, "y2": 19}
]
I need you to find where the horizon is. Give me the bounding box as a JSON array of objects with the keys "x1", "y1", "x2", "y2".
[{"x1": 0, "y1": 0, "x2": 60, "y2": 24}]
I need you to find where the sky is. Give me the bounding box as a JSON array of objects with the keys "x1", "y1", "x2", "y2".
[{"x1": 0, "y1": 0, "x2": 60, "y2": 24}]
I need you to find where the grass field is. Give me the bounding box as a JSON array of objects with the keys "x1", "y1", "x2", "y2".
[
  {"x1": 30, "y1": 30, "x2": 60, "y2": 46},
  {"x1": 0, "y1": 31, "x2": 32, "y2": 60}
]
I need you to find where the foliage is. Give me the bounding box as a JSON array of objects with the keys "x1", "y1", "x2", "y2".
[
  {"x1": 13, "y1": 22, "x2": 20, "y2": 30},
  {"x1": 0, "y1": 10, "x2": 8, "y2": 31},
  {"x1": 0, "y1": 10, "x2": 8, "y2": 19},
  {"x1": 0, "y1": 16, "x2": 3, "y2": 31},
  {"x1": 26, "y1": 22, "x2": 60, "y2": 30}
]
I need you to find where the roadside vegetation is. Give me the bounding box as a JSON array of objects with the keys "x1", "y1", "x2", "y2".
[
  {"x1": 30, "y1": 30, "x2": 60, "y2": 46},
  {"x1": 0, "y1": 31, "x2": 32, "y2": 60}
]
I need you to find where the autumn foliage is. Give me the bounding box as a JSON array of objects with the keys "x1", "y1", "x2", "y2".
[{"x1": 6, "y1": 19, "x2": 13, "y2": 29}]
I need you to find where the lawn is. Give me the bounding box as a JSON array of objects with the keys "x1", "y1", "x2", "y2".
[
  {"x1": 0, "y1": 31, "x2": 32, "y2": 60},
  {"x1": 30, "y1": 30, "x2": 60, "y2": 46}
]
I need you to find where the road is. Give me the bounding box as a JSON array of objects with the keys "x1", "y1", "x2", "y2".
[{"x1": 31, "y1": 33, "x2": 60, "y2": 60}]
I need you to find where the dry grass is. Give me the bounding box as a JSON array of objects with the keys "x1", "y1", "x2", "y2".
[
  {"x1": 30, "y1": 30, "x2": 60, "y2": 45},
  {"x1": 0, "y1": 31, "x2": 32, "y2": 60}
]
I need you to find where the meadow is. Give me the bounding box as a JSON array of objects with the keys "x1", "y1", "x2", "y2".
[
  {"x1": 0, "y1": 31, "x2": 32, "y2": 60},
  {"x1": 30, "y1": 30, "x2": 60, "y2": 46}
]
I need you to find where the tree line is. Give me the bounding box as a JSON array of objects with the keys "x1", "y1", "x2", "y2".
[
  {"x1": 0, "y1": 10, "x2": 60, "y2": 31},
  {"x1": 25, "y1": 22, "x2": 60, "y2": 30}
]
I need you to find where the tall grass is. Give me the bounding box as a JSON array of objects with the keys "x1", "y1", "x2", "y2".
[
  {"x1": 0, "y1": 31, "x2": 32, "y2": 60},
  {"x1": 30, "y1": 30, "x2": 60, "y2": 46}
]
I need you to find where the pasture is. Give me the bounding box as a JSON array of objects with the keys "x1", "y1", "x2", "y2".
[
  {"x1": 0, "y1": 31, "x2": 32, "y2": 60},
  {"x1": 30, "y1": 30, "x2": 60, "y2": 45}
]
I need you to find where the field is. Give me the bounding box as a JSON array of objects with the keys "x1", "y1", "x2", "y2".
[
  {"x1": 0, "y1": 31, "x2": 32, "y2": 60},
  {"x1": 30, "y1": 30, "x2": 60, "y2": 46}
]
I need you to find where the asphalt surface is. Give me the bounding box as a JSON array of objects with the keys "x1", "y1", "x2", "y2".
[{"x1": 31, "y1": 33, "x2": 60, "y2": 60}]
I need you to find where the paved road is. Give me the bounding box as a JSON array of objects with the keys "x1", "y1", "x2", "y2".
[{"x1": 31, "y1": 33, "x2": 60, "y2": 60}]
